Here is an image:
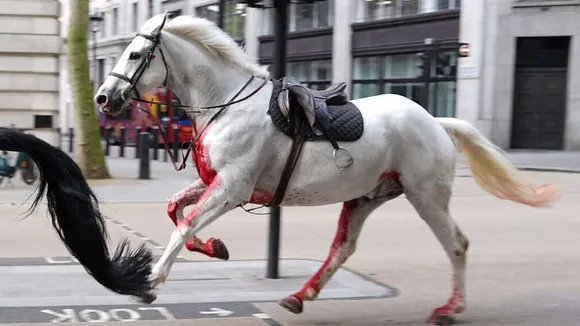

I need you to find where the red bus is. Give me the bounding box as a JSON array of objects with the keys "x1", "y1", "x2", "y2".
[{"x1": 99, "y1": 87, "x2": 192, "y2": 146}]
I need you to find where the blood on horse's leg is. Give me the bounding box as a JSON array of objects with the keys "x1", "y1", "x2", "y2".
[
  {"x1": 279, "y1": 198, "x2": 379, "y2": 314},
  {"x1": 167, "y1": 180, "x2": 229, "y2": 260},
  {"x1": 406, "y1": 187, "x2": 468, "y2": 325}
]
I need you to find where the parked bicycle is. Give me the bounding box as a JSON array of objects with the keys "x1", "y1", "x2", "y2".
[{"x1": 0, "y1": 150, "x2": 38, "y2": 186}]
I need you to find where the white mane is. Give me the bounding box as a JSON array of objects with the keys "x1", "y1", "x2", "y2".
[{"x1": 158, "y1": 15, "x2": 270, "y2": 78}]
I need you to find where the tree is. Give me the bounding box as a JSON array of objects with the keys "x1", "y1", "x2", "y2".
[{"x1": 67, "y1": 0, "x2": 110, "y2": 179}]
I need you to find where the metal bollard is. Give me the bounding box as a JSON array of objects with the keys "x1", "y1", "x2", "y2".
[
  {"x1": 135, "y1": 126, "x2": 142, "y2": 159},
  {"x1": 138, "y1": 132, "x2": 151, "y2": 180},
  {"x1": 119, "y1": 126, "x2": 126, "y2": 158},
  {"x1": 105, "y1": 126, "x2": 112, "y2": 156},
  {"x1": 163, "y1": 126, "x2": 170, "y2": 162},
  {"x1": 172, "y1": 125, "x2": 179, "y2": 161},
  {"x1": 56, "y1": 127, "x2": 61, "y2": 149},
  {"x1": 68, "y1": 127, "x2": 74, "y2": 153},
  {"x1": 152, "y1": 127, "x2": 159, "y2": 160}
]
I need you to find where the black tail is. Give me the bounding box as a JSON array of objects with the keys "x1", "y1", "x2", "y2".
[{"x1": 0, "y1": 127, "x2": 153, "y2": 298}]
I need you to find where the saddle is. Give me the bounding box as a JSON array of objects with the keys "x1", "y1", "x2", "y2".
[
  {"x1": 267, "y1": 77, "x2": 365, "y2": 207},
  {"x1": 277, "y1": 76, "x2": 349, "y2": 129}
]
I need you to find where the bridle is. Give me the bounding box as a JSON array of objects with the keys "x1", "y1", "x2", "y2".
[{"x1": 105, "y1": 24, "x2": 269, "y2": 172}]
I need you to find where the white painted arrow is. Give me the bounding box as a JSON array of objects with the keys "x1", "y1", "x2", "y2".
[{"x1": 199, "y1": 308, "x2": 233, "y2": 317}]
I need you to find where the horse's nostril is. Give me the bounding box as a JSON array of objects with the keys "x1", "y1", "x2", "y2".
[{"x1": 96, "y1": 94, "x2": 108, "y2": 106}]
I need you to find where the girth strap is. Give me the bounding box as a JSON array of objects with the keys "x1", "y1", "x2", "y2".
[{"x1": 268, "y1": 97, "x2": 310, "y2": 207}]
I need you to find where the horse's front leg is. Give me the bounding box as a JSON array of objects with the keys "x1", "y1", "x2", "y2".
[
  {"x1": 167, "y1": 179, "x2": 229, "y2": 260},
  {"x1": 142, "y1": 174, "x2": 249, "y2": 303}
]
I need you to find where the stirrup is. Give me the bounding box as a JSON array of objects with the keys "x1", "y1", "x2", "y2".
[{"x1": 333, "y1": 148, "x2": 353, "y2": 171}]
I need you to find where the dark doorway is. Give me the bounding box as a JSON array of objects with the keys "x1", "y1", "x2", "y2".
[{"x1": 510, "y1": 36, "x2": 570, "y2": 150}]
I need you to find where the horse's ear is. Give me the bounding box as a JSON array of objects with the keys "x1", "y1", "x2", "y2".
[{"x1": 155, "y1": 11, "x2": 169, "y2": 34}]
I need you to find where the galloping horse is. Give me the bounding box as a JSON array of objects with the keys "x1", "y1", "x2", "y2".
[{"x1": 3, "y1": 12, "x2": 559, "y2": 325}]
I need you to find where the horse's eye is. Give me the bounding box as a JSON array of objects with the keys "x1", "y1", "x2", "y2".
[{"x1": 129, "y1": 52, "x2": 141, "y2": 60}]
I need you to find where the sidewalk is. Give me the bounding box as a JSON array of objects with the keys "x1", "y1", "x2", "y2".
[
  {"x1": 96, "y1": 145, "x2": 580, "y2": 179},
  {"x1": 1, "y1": 146, "x2": 580, "y2": 205},
  {"x1": 457, "y1": 150, "x2": 580, "y2": 173}
]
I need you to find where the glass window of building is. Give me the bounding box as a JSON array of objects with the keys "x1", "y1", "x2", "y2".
[
  {"x1": 112, "y1": 7, "x2": 119, "y2": 35},
  {"x1": 355, "y1": 0, "x2": 460, "y2": 22},
  {"x1": 351, "y1": 50, "x2": 457, "y2": 117},
  {"x1": 261, "y1": 0, "x2": 334, "y2": 35},
  {"x1": 132, "y1": 2, "x2": 139, "y2": 32},
  {"x1": 287, "y1": 59, "x2": 332, "y2": 91},
  {"x1": 168, "y1": 9, "x2": 182, "y2": 18},
  {"x1": 196, "y1": 1, "x2": 246, "y2": 41}
]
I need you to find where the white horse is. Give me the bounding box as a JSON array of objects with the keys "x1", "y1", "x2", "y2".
[{"x1": 94, "y1": 13, "x2": 559, "y2": 325}]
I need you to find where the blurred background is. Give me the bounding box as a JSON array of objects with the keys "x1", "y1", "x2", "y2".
[{"x1": 3, "y1": 0, "x2": 573, "y2": 152}]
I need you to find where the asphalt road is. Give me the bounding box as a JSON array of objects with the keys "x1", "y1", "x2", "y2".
[{"x1": 0, "y1": 166, "x2": 579, "y2": 325}]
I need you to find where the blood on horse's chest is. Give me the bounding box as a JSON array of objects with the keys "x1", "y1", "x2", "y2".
[{"x1": 192, "y1": 137, "x2": 217, "y2": 186}]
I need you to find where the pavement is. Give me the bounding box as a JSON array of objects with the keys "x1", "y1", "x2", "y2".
[{"x1": 1, "y1": 146, "x2": 580, "y2": 325}]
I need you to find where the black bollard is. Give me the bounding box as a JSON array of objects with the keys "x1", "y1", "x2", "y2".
[
  {"x1": 135, "y1": 126, "x2": 142, "y2": 159},
  {"x1": 119, "y1": 126, "x2": 126, "y2": 157},
  {"x1": 151, "y1": 127, "x2": 159, "y2": 160},
  {"x1": 138, "y1": 132, "x2": 151, "y2": 180},
  {"x1": 163, "y1": 126, "x2": 169, "y2": 162},
  {"x1": 56, "y1": 127, "x2": 61, "y2": 149},
  {"x1": 172, "y1": 125, "x2": 179, "y2": 161},
  {"x1": 105, "y1": 126, "x2": 112, "y2": 156},
  {"x1": 68, "y1": 127, "x2": 74, "y2": 153}
]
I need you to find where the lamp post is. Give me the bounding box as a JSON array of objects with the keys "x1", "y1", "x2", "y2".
[
  {"x1": 89, "y1": 14, "x2": 104, "y2": 94},
  {"x1": 218, "y1": 0, "x2": 226, "y2": 29},
  {"x1": 240, "y1": 0, "x2": 326, "y2": 280}
]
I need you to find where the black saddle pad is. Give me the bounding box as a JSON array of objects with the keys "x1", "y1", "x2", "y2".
[{"x1": 267, "y1": 78, "x2": 364, "y2": 142}]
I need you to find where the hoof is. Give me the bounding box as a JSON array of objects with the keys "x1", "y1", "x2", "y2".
[
  {"x1": 138, "y1": 292, "x2": 157, "y2": 304},
  {"x1": 426, "y1": 311, "x2": 456, "y2": 325},
  {"x1": 279, "y1": 295, "x2": 303, "y2": 314},
  {"x1": 211, "y1": 238, "x2": 230, "y2": 261}
]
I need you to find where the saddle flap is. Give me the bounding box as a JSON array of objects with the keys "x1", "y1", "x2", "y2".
[
  {"x1": 277, "y1": 90, "x2": 291, "y2": 120},
  {"x1": 286, "y1": 84, "x2": 316, "y2": 127},
  {"x1": 314, "y1": 82, "x2": 347, "y2": 98}
]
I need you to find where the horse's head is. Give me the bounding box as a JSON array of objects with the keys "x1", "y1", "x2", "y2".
[{"x1": 94, "y1": 12, "x2": 170, "y2": 116}]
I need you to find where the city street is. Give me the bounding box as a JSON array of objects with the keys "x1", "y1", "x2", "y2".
[{"x1": 0, "y1": 152, "x2": 580, "y2": 325}]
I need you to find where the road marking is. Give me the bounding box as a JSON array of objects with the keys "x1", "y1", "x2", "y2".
[
  {"x1": 40, "y1": 306, "x2": 176, "y2": 323},
  {"x1": 0, "y1": 303, "x2": 270, "y2": 323},
  {"x1": 199, "y1": 307, "x2": 233, "y2": 317}
]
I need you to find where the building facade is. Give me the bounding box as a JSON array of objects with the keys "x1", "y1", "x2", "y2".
[
  {"x1": 60, "y1": 0, "x2": 461, "y2": 138},
  {"x1": 0, "y1": 0, "x2": 62, "y2": 145},
  {"x1": 458, "y1": 0, "x2": 580, "y2": 150}
]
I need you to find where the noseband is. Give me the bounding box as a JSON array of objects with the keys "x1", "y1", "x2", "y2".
[{"x1": 108, "y1": 32, "x2": 168, "y2": 101}]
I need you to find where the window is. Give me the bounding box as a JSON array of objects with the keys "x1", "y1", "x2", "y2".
[
  {"x1": 356, "y1": 0, "x2": 459, "y2": 22},
  {"x1": 97, "y1": 58, "x2": 105, "y2": 85},
  {"x1": 34, "y1": 115, "x2": 53, "y2": 129},
  {"x1": 168, "y1": 9, "x2": 182, "y2": 19},
  {"x1": 351, "y1": 51, "x2": 457, "y2": 117},
  {"x1": 287, "y1": 59, "x2": 332, "y2": 90},
  {"x1": 132, "y1": 2, "x2": 139, "y2": 31},
  {"x1": 197, "y1": 4, "x2": 219, "y2": 22},
  {"x1": 112, "y1": 7, "x2": 119, "y2": 35},
  {"x1": 437, "y1": 0, "x2": 461, "y2": 10},
  {"x1": 401, "y1": 0, "x2": 420, "y2": 16},
  {"x1": 196, "y1": 1, "x2": 246, "y2": 40},
  {"x1": 97, "y1": 12, "x2": 105, "y2": 39},
  {"x1": 261, "y1": 0, "x2": 333, "y2": 35}
]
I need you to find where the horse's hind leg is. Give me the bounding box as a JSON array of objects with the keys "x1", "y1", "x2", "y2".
[
  {"x1": 167, "y1": 179, "x2": 229, "y2": 260},
  {"x1": 279, "y1": 181, "x2": 401, "y2": 314},
  {"x1": 405, "y1": 185, "x2": 469, "y2": 325}
]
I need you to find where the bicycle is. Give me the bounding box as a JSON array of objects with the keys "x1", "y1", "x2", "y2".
[{"x1": 0, "y1": 150, "x2": 38, "y2": 187}]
